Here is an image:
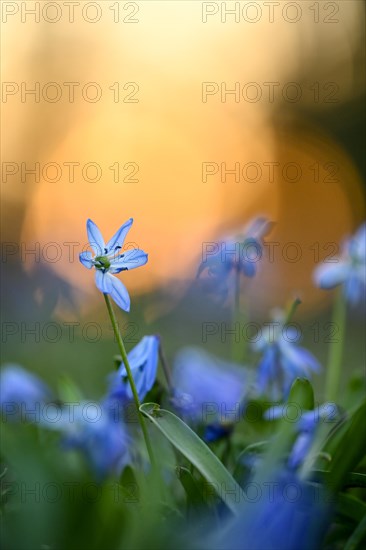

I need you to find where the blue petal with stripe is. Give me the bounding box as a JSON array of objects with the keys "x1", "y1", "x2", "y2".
[
  {"x1": 106, "y1": 218, "x2": 133, "y2": 253},
  {"x1": 87, "y1": 219, "x2": 105, "y2": 255},
  {"x1": 110, "y1": 249, "x2": 148, "y2": 273},
  {"x1": 79, "y1": 251, "x2": 94, "y2": 269}
]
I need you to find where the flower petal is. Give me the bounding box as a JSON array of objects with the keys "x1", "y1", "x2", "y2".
[
  {"x1": 106, "y1": 218, "x2": 133, "y2": 254},
  {"x1": 298, "y1": 410, "x2": 318, "y2": 432},
  {"x1": 107, "y1": 273, "x2": 131, "y2": 312},
  {"x1": 289, "y1": 432, "x2": 312, "y2": 469},
  {"x1": 59, "y1": 402, "x2": 130, "y2": 481},
  {"x1": 95, "y1": 270, "x2": 111, "y2": 293},
  {"x1": 172, "y1": 347, "x2": 248, "y2": 422},
  {"x1": 256, "y1": 345, "x2": 278, "y2": 396},
  {"x1": 95, "y1": 270, "x2": 131, "y2": 311},
  {"x1": 110, "y1": 249, "x2": 148, "y2": 273},
  {"x1": 319, "y1": 403, "x2": 339, "y2": 422},
  {"x1": 313, "y1": 262, "x2": 350, "y2": 289},
  {"x1": 116, "y1": 336, "x2": 159, "y2": 401},
  {"x1": 79, "y1": 251, "x2": 94, "y2": 269},
  {"x1": 349, "y1": 222, "x2": 366, "y2": 261},
  {"x1": 0, "y1": 364, "x2": 51, "y2": 410},
  {"x1": 239, "y1": 238, "x2": 262, "y2": 277},
  {"x1": 203, "y1": 424, "x2": 232, "y2": 442},
  {"x1": 144, "y1": 336, "x2": 160, "y2": 390},
  {"x1": 244, "y1": 217, "x2": 274, "y2": 241},
  {"x1": 87, "y1": 219, "x2": 105, "y2": 255},
  {"x1": 344, "y1": 273, "x2": 365, "y2": 305},
  {"x1": 264, "y1": 404, "x2": 285, "y2": 421},
  {"x1": 240, "y1": 258, "x2": 256, "y2": 277},
  {"x1": 280, "y1": 342, "x2": 321, "y2": 375}
]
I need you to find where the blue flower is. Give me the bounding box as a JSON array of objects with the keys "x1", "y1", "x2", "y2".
[
  {"x1": 79, "y1": 218, "x2": 148, "y2": 311},
  {"x1": 171, "y1": 347, "x2": 250, "y2": 440},
  {"x1": 107, "y1": 336, "x2": 160, "y2": 403},
  {"x1": 265, "y1": 403, "x2": 339, "y2": 469},
  {"x1": 253, "y1": 314, "x2": 321, "y2": 400},
  {"x1": 198, "y1": 217, "x2": 273, "y2": 286},
  {"x1": 45, "y1": 401, "x2": 130, "y2": 481},
  {"x1": 0, "y1": 364, "x2": 51, "y2": 422},
  {"x1": 314, "y1": 222, "x2": 366, "y2": 305},
  {"x1": 202, "y1": 424, "x2": 233, "y2": 443},
  {"x1": 214, "y1": 469, "x2": 332, "y2": 550}
]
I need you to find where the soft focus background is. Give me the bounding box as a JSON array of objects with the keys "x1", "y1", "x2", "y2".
[{"x1": 2, "y1": 0, "x2": 365, "y2": 398}]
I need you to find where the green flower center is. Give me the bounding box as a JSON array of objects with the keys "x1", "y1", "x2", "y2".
[{"x1": 95, "y1": 255, "x2": 111, "y2": 270}]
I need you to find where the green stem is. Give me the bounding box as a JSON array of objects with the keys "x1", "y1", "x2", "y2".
[
  {"x1": 284, "y1": 297, "x2": 302, "y2": 325},
  {"x1": 158, "y1": 338, "x2": 172, "y2": 390},
  {"x1": 325, "y1": 287, "x2": 346, "y2": 403},
  {"x1": 231, "y1": 265, "x2": 244, "y2": 362},
  {"x1": 103, "y1": 294, "x2": 156, "y2": 468},
  {"x1": 234, "y1": 264, "x2": 241, "y2": 315}
]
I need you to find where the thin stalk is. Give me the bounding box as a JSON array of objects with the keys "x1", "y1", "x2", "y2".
[
  {"x1": 231, "y1": 265, "x2": 244, "y2": 363},
  {"x1": 284, "y1": 297, "x2": 302, "y2": 325},
  {"x1": 234, "y1": 264, "x2": 241, "y2": 316},
  {"x1": 158, "y1": 339, "x2": 172, "y2": 390},
  {"x1": 325, "y1": 288, "x2": 346, "y2": 402},
  {"x1": 103, "y1": 294, "x2": 156, "y2": 468}
]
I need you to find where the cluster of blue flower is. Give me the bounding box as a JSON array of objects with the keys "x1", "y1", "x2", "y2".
[
  {"x1": 1, "y1": 218, "x2": 365, "y2": 549},
  {"x1": 314, "y1": 222, "x2": 366, "y2": 305},
  {"x1": 0, "y1": 335, "x2": 159, "y2": 481}
]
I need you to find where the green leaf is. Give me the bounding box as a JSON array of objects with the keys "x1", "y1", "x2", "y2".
[
  {"x1": 233, "y1": 441, "x2": 268, "y2": 484},
  {"x1": 176, "y1": 466, "x2": 206, "y2": 508},
  {"x1": 259, "y1": 378, "x2": 314, "y2": 474},
  {"x1": 57, "y1": 375, "x2": 84, "y2": 403},
  {"x1": 311, "y1": 470, "x2": 366, "y2": 490},
  {"x1": 140, "y1": 403, "x2": 241, "y2": 515},
  {"x1": 344, "y1": 472, "x2": 366, "y2": 489},
  {"x1": 327, "y1": 400, "x2": 366, "y2": 491},
  {"x1": 176, "y1": 465, "x2": 218, "y2": 523},
  {"x1": 343, "y1": 372, "x2": 366, "y2": 411},
  {"x1": 337, "y1": 493, "x2": 366, "y2": 524},
  {"x1": 119, "y1": 465, "x2": 140, "y2": 505},
  {"x1": 344, "y1": 515, "x2": 366, "y2": 550},
  {"x1": 288, "y1": 377, "x2": 314, "y2": 410}
]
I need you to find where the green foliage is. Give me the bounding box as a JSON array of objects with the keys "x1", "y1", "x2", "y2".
[{"x1": 140, "y1": 403, "x2": 242, "y2": 515}]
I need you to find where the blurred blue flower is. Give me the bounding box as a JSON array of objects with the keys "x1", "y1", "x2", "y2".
[
  {"x1": 253, "y1": 313, "x2": 321, "y2": 400},
  {"x1": 171, "y1": 347, "x2": 250, "y2": 441},
  {"x1": 214, "y1": 469, "x2": 332, "y2": 550},
  {"x1": 108, "y1": 336, "x2": 160, "y2": 403},
  {"x1": 203, "y1": 424, "x2": 233, "y2": 443},
  {"x1": 265, "y1": 403, "x2": 339, "y2": 469},
  {"x1": 0, "y1": 364, "x2": 51, "y2": 422},
  {"x1": 45, "y1": 401, "x2": 130, "y2": 481},
  {"x1": 314, "y1": 222, "x2": 366, "y2": 305},
  {"x1": 79, "y1": 218, "x2": 148, "y2": 311},
  {"x1": 197, "y1": 217, "x2": 273, "y2": 297}
]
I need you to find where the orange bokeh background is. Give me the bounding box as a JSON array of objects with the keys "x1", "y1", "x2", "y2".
[{"x1": 2, "y1": 1, "x2": 365, "y2": 317}]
